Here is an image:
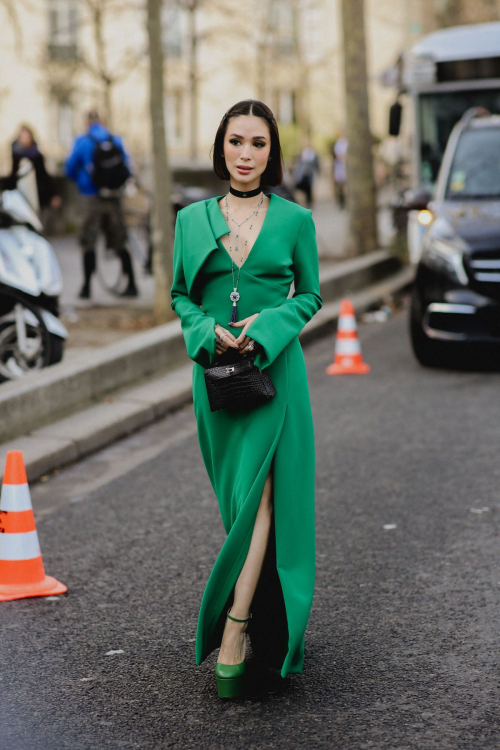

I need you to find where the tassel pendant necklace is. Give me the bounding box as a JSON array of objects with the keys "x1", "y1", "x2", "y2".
[{"x1": 223, "y1": 191, "x2": 264, "y2": 324}]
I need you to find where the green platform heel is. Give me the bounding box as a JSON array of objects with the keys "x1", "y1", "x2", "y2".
[{"x1": 215, "y1": 608, "x2": 252, "y2": 698}]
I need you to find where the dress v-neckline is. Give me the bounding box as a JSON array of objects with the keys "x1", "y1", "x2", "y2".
[{"x1": 214, "y1": 192, "x2": 274, "y2": 270}]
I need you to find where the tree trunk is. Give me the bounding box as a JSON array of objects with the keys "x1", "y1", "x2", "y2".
[
  {"x1": 341, "y1": 0, "x2": 378, "y2": 256},
  {"x1": 188, "y1": 4, "x2": 198, "y2": 161},
  {"x1": 292, "y1": 1, "x2": 310, "y2": 136},
  {"x1": 147, "y1": 0, "x2": 175, "y2": 323},
  {"x1": 103, "y1": 80, "x2": 112, "y2": 129},
  {"x1": 93, "y1": 4, "x2": 113, "y2": 128}
]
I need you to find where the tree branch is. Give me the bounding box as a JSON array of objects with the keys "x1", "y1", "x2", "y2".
[{"x1": 0, "y1": 0, "x2": 30, "y2": 55}]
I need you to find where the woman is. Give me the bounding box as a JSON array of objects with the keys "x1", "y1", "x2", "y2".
[
  {"x1": 170, "y1": 99, "x2": 323, "y2": 698},
  {"x1": 6, "y1": 125, "x2": 61, "y2": 222},
  {"x1": 293, "y1": 137, "x2": 320, "y2": 208}
]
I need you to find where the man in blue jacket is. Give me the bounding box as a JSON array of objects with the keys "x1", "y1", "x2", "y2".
[{"x1": 65, "y1": 110, "x2": 138, "y2": 298}]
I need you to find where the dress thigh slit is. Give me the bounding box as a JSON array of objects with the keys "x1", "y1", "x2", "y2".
[{"x1": 195, "y1": 403, "x2": 289, "y2": 667}]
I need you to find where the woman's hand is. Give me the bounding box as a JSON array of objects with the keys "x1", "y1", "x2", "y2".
[
  {"x1": 229, "y1": 313, "x2": 261, "y2": 354},
  {"x1": 214, "y1": 323, "x2": 239, "y2": 356}
]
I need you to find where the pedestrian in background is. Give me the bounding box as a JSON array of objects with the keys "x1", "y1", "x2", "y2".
[
  {"x1": 170, "y1": 99, "x2": 322, "y2": 699},
  {"x1": 332, "y1": 132, "x2": 348, "y2": 209},
  {"x1": 293, "y1": 137, "x2": 320, "y2": 208},
  {"x1": 65, "y1": 110, "x2": 138, "y2": 299},
  {"x1": 6, "y1": 125, "x2": 61, "y2": 232}
]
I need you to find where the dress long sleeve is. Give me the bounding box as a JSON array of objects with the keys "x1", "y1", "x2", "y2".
[
  {"x1": 245, "y1": 210, "x2": 323, "y2": 370},
  {"x1": 170, "y1": 211, "x2": 217, "y2": 369}
]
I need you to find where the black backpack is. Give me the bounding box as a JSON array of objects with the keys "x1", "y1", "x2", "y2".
[{"x1": 89, "y1": 134, "x2": 130, "y2": 190}]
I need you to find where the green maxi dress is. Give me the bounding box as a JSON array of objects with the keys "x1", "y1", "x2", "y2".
[{"x1": 170, "y1": 192, "x2": 323, "y2": 678}]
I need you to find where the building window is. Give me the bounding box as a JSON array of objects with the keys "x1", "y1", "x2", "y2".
[
  {"x1": 50, "y1": 96, "x2": 74, "y2": 148},
  {"x1": 276, "y1": 90, "x2": 296, "y2": 125},
  {"x1": 162, "y1": 6, "x2": 184, "y2": 59},
  {"x1": 48, "y1": 0, "x2": 78, "y2": 61},
  {"x1": 165, "y1": 90, "x2": 184, "y2": 144}
]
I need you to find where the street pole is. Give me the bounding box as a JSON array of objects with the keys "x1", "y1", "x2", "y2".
[
  {"x1": 341, "y1": 0, "x2": 378, "y2": 256},
  {"x1": 147, "y1": 0, "x2": 175, "y2": 322}
]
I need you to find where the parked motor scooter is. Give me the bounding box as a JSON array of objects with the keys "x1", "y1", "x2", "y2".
[{"x1": 0, "y1": 188, "x2": 68, "y2": 382}]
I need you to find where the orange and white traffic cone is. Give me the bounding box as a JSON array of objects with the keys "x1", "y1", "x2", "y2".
[
  {"x1": 0, "y1": 450, "x2": 67, "y2": 601},
  {"x1": 326, "y1": 299, "x2": 371, "y2": 375}
]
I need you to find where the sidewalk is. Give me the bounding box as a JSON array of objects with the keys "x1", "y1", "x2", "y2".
[
  {"x1": 310, "y1": 191, "x2": 395, "y2": 260},
  {"x1": 51, "y1": 236, "x2": 155, "y2": 312}
]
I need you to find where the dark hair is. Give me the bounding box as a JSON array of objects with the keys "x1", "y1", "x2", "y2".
[
  {"x1": 212, "y1": 99, "x2": 284, "y2": 186},
  {"x1": 87, "y1": 109, "x2": 100, "y2": 123}
]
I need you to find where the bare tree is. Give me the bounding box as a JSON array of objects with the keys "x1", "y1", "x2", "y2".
[
  {"x1": 253, "y1": 0, "x2": 294, "y2": 102},
  {"x1": 290, "y1": 0, "x2": 326, "y2": 136},
  {"x1": 341, "y1": 0, "x2": 378, "y2": 255},
  {"x1": 164, "y1": 0, "x2": 207, "y2": 160},
  {"x1": 253, "y1": 0, "x2": 330, "y2": 136},
  {"x1": 79, "y1": 0, "x2": 146, "y2": 127},
  {"x1": 185, "y1": 1, "x2": 199, "y2": 161},
  {"x1": 39, "y1": 1, "x2": 145, "y2": 127},
  {"x1": 0, "y1": 0, "x2": 30, "y2": 126},
  {"x1": 169, "y1": 0, "x2": 236, "y2": 160},
  {"x1": 0, "y1": 2, "x2": 19, "y2": 129},
  {"x1": 147, "y1": 0, "x2": 175, "y2": 322},
  {"x1": 0, "y1": 0, "x2": 25, "y2": 53}
]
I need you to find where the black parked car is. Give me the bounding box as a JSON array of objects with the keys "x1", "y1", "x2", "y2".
[{"x1": 410, "y1": 108, "x2": 500, "y2": 366}]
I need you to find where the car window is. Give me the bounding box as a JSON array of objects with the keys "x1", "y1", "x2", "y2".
[{"x1": 446, "y1": 127, "x2": 500, "y2": 200}]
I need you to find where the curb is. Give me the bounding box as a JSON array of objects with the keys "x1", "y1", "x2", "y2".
[
  {"x1": 0, "y1": 320, "x2": 189, "y2": 444},
  {"x1": 0, "y1": 264, "x2": 414, "y2": 483}
]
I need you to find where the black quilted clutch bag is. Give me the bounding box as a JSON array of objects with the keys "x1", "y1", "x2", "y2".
[{"x1": 204, "y1": 347, "x2": 276, "y2": 413}]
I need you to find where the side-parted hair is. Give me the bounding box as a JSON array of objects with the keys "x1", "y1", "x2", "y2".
[{"x1": 212, "y1": 99, "x2": 284, "y2": 186}]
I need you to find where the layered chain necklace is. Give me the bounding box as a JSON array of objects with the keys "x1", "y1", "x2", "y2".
[{"x1": 223, "y1": 191, "x2": 264, "y2": 324}]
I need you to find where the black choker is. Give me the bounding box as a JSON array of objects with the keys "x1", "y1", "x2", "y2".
[{"x1": 229, "y1": 185, "x2": 262, "y2": 198}]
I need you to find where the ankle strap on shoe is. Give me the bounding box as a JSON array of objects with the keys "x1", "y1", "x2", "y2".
[{"x1": 226, "y1": 607, "x2": 252, "y2": 623}]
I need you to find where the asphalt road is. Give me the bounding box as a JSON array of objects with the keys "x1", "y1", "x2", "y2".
[{"x1": 1, "y1": 309, "x2": 499, "y2": 750}]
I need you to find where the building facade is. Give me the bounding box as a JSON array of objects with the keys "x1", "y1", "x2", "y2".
[{"x1": 0, "y1": 0, "x2": 486, "y2": 173}]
